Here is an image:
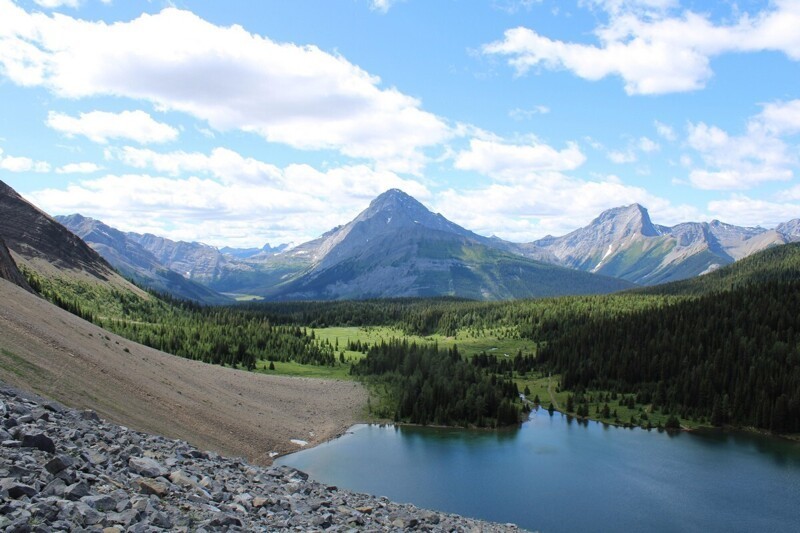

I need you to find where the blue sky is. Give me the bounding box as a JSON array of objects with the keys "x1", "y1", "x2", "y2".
[{"x1": 0, "y1": 0, "x2": 798, "y2": 247}]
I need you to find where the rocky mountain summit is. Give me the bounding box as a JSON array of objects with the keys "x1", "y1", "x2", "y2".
[
  {"x1": 0, "y1": 383, "x2": 522, "y2": 532},
  {"x1": 533, "y1": 204, "x2": 799, "y2": 284},
  {"x1": 40, "y1": 182, "x2": 800, "y2": 299},
  {"x1": 257, "y1": 189, "x2": 632, "y2": 300}
]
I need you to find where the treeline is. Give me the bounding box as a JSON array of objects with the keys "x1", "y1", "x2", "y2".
[
  {"x1": 248, "y1": 294, "x2": 675, "y2": 337},
  {"x1": 23, "y1": 270, "x2": 336, "y2": 369},
  {"x1": 537, "y1": 280, "x2": 800, "y2": 433},
  {"x1": 351, "y1": 339, "x2": 523, "y2": 427}
]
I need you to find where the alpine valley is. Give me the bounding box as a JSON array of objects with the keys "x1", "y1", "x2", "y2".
[{"x1": 54, "y1": 187, "x2": 800, "y2": 302}]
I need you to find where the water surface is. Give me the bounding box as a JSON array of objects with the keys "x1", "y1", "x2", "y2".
[{"x1": 277, "y1": 410, "x2": 800, "y2": 532}]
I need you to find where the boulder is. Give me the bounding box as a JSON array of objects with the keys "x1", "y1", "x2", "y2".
[
  {"x1": 21, "y1": 433, "x2": 55, "y2": 454},
  {"x1": 128, "y1": 456, "x2": 167, "y2": 478}
]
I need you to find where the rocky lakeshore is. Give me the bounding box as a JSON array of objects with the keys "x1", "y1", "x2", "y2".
[{"x1": 0, "y1": 384, "x2": 525, "y2": 532}]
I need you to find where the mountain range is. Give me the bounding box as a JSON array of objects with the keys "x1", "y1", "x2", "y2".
[
  {"x1": 3, "y1": 180, "x2": 795, "y2": 302},
  {"x1": 56, "y1": 189, "x2": 633, "y2": 301}
]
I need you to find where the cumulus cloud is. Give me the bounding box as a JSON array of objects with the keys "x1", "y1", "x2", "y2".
[
  {"x1": 483, "y1": 1, "x2": 800, "y2": 95},
  {"x1": 0, "y1": 148, "x2": 50, "y2": 172},
  {"x1": 29, "y1": 151, "x2": 431, "y2": 246},
  {"x1": 751, "y1": 99, "x2": 800, "y2": 137},
  {"x1": 454, "y1": 138, "x2": 585, "y2": 181},
  {"x1": 47, "y1": 110, "x2": 179, "y2": 144},
  {"x1": 707, "y1": 194, "x2": 800, "y2": 228},
  {"x1": 431, "y1": 175, "x2": 697, "y2": 242},
  {"x1": 654, "y1": 120, "x2": 676, "y2": 141},
  {"x1": 0, "y1": 2, "x2": 450, "y2": 172},
  {"x1": 608, "y1": 149, "x2": 636, "y2": 164},
  {"x1": 686, "y1": 105, "x2": 797, "y2": 190},
  {"x1": 33, "y1": 0, "x2": 80, "y2": 8},
  {"x1": 55, "y1": 162, "x2": 102, "y2": 174}
]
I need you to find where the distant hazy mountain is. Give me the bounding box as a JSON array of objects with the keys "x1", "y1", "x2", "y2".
[
  {"x1": 220, "y1": 243, "x2": 290, "y2": 259},
  {"x1": 639, "y1": 241, "x2": 800, "y2": 297},
  {"x1": 257, "y1": 189, "x2": 633, "y2": 300},
  {"x1": 533, "y1": 204, "x2": 797, "y2": 285},
  {"x1": 48, "y1": 186, "x2": 800, "y2": 299},
  {"x1": 56, "y1": 214, "x2": 230, "y2": 304}
]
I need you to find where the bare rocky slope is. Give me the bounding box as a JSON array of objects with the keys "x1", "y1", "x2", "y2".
[
  {"x1": 0, "y1": 236, "x2": 32, "y2": 293},
  {"x1": 0, "y1": 384, "x2": 522, "y2": 531},
  {"x1": 0, "y1": 277, "x2": 366, "y2": 464}
]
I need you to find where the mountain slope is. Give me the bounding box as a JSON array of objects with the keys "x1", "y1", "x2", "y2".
[
  {"x1": 533, "y1": 204, "x2": 793, "y2": 285},
  {"x1": 0, "y1": 180, "x2": 118, "y2": 281},
  {"x1": 263, "y1": 189, "x2": 634, "y2": 300},
  {"x1": 0, "y1": 235, "x2": 33, "y2": 292},
  {"x1": 56, "y1": 214, "x2": 230, "y2": 304},
  {"x1": 639, "y1": 241, "x2": 800, "y2": 296},
  {"x1": 0, "y1": 276, "x2": 366, "y2": 463}
]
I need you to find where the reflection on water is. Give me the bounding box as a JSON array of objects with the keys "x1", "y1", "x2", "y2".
[{"x1": 277, "y1": 409, "x2": 800, "y2": 533}]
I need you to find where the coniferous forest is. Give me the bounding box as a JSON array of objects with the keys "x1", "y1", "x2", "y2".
[{"x1": 22, "y1": 243, "x2": 800, "y2": 434}]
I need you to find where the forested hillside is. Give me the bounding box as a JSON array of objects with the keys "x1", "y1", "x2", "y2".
[
  {"x1": 536, "y1": 279, "x2": 800, "y2": 432},
  {"x1": 21, "y1": 240, "x2": 800, "y2": 434}
]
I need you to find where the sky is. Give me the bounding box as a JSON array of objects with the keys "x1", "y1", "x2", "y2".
[{"x1": 0, "y1": 0, "x2": 798, "y2": 248}]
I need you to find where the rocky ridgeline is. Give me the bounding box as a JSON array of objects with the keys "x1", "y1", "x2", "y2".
[{"x1": 0, "y1": 386, "x2": 524, "y2": 532}]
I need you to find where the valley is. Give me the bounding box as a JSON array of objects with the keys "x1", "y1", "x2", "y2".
[{"x1": 1, "y1": 178, "x2": 798, "y2": 531}]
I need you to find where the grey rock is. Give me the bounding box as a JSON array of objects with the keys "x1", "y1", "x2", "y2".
[
  {"x1": 0, "y1": 478, "x2": 37, "y2": 499},
  {"x1": 0, "y1": 384, "x2": 524, "y2": 533},
  {"x1": 82, "y1": 494, "x2": 117, "y2": 512},
  {"x1": 128, "y1": 456, "x2": 166, "y2": 478},
  {"x1": 44, "y1": 454, "x2": 74, "y2": 474},
  {"x1": 135, "y1": 478, "x2": 169, "y2": 497},
  {"x1": 20, "y1": 433, "x2": 55, "y2": 454},
  {"x1": 64, "y1": 481, "x2": 90, "y2": 500},
  {"x1": 80, "y1": 410, "x2": 100, "y2": 422}
]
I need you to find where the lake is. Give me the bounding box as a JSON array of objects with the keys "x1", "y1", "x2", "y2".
[{"x1": 276, "y1": 409, "x2": 800, "y2": 532}]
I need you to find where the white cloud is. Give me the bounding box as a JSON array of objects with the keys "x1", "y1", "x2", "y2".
[
  {"x1": 114, "y1": 146, "x2": 282, "y2": 185},
  {"x1": 28, "y1": 154, "x2": 431, "y2": 246},
  {"x1": 46, "y1": 110, "x2": 179, "y2": 144},
  {"x1": 608, "y1": 149, "x2": 636, "y2": 164},
  {"x1": 0, "y1": 148, "x2": 50, "y2": 172},
  {"x1": 483, "y1": 1, "x2": 800, "y2": 95},
  {"x1": 55, "y1": 162, "x2": 102, "y2": 174},
  {"x1": 654, "y1": 120, "x2": 676, "y2": 141},
  {"x1": 686, "y1": 117, "x2": 795, "y2": 190},
  {"x1": 638, "y1": 136, "x2": 659, "y2": 153},
  {"x1": 508, "y1": 105, "x2": 550, "y2": 120},
  {"x1": 369, "y1": 0, "x2": 402, "y2": 13},
  {"x1": 0, "y1": 2, "x2": 450, "y2": 173},
  {"x1": 751, "y1": 99, "x2": 800, "y2": 137},
  {"x1": 454, "y1": 138, "x2": 585, "y2": 181},
  {"x1": 33, "y1": 0, "x2": 80, "y2": 8},
  {"x1": 492, "y1": 0, "x2": 542, "y2": 15},
  {"x1": 431, "y1": 175, "x2": 697, "y2": 242},
  {"x1": 707, "y1": 195, "x2": 800, "y2": 228}
]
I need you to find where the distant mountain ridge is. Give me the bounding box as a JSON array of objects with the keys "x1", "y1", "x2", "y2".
[
  {"x1": 58, "y1": 189, "x2": 633, "y2": 300},
  {"x1": 45, "y1": 185, "x2": 800, "y2": 300},
  {"x1": 253, "y1": 189, "x2": 633, "y2": 300},
  {"x1": 56, "y1": 214, "x2": 230, "y2": 305},
  {"x1": 532, "y1": 204, "x2": 798, "y2": 285}
]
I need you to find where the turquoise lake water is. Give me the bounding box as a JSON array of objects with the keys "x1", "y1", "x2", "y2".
[{"x1": 276, "y1": 409, "x2": 800, "y2": 532}]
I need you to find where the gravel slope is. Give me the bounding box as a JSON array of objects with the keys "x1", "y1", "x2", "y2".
[{"x1": 0, "y1": 278, "x2": 367, "y2": 464}]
